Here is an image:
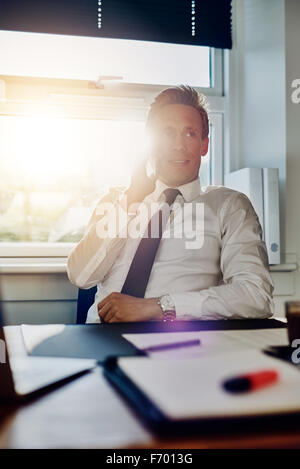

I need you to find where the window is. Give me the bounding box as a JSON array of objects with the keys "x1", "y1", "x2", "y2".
[
  {"x1": 0, "y1": 115, "x2": 146, "y2": 243},
  {"x1": 0, "y1": 32, "x2": 225, "y2": 256},
  {"x1": 0, "y1": 31, "x2": 211, "y2": 88}
]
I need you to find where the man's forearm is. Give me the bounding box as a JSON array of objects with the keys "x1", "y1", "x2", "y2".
[
  {"x1": 169, "y1": 279, "x2": 274, "y2": 320},
  {"x1": 67, "y1": 226, "x2": 126, "y2": 289},
  {"x1": 67, "y1": 196, "x2": 130, "y2": 288}
]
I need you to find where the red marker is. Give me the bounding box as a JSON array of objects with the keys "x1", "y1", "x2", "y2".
[{"x1": 223, "y1": 369, "x2": 279, "y2": 393}]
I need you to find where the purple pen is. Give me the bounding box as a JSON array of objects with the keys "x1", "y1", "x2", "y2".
[{"x1": 143, "y1": 338, "x2": 201, "y2": 353}]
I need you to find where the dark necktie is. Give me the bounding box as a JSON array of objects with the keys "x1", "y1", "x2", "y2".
[{"x1": 121, "y1": 188, "x2": 181, "y2": 298}]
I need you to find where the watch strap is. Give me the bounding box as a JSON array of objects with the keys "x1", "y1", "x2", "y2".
[{"x1": 157, "y1": 296, "x2": 176, "y2": 322}]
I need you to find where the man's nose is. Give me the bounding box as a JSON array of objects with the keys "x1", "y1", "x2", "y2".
[{"x1": 173, "y1": 133, "x2": 186, "y2": 151}]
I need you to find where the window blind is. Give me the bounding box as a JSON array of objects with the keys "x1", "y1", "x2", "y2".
[{"x1": 0, "y1": 0, "x2": 232, "y2": 49}]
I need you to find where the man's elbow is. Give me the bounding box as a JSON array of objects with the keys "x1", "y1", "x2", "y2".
[
  {"x1": 66, "y1": 260, "x2": 79, "y2": 287},
  {"x1": 66, "y1": 257, "x2": 89, "y2": 289},
  {"x1": 226, "y1": 278, "x2": 274, "y2": 319},
  {"x1": 254, "y1": 300, "x2": 274, "y2": 319},
  {"x1": 245, "y1": 282, "x2": 274, "y2": 319}
]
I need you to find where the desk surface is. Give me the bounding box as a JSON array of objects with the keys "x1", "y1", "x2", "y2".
[{"x1": 2, "y1": 322, "x2": 300, "y2": 449}]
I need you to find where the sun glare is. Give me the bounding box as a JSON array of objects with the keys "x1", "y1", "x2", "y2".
[
  {"x1": 0, "y1": 114, "x2": 147, "y2": 241},
  {"x1": 1, "y1": 115, "x2": 146, "y2": 191}
]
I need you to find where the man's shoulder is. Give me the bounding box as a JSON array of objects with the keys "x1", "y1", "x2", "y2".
[
  {"x1": 200, "y1": 185, "x2": 254, "y2": 218},
  {"x1": 201, "y1": 184, "x2": 246, "y2": 202}
]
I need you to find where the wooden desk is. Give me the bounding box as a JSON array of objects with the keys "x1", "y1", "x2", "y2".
[{"x1": 1, "y1": 325, "x2": 300, "y2": 449}]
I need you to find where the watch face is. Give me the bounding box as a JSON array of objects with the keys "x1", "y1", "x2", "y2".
[
  {"x1": 161, "y1": 294, "x2": 175, "y2": 311},
  {"x1": 159, "y1": 295, "x2": 176, "y2": 321}
]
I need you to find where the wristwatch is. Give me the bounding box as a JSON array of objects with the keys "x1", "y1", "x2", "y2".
[{"x1": 157, "y1": 294, "x2": 176, "y2": 322}]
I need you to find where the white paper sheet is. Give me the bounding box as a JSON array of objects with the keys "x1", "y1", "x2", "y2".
[
  {"x1": 123, "y1": 328, "x2": 288, "y2": 359},
  {"x1": 21, "y1": 324, "x2": 66, "y2": 353}
]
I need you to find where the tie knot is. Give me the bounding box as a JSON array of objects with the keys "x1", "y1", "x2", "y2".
[{"x1": 163, "y1": 188, "x2": 181, "y2": 206}]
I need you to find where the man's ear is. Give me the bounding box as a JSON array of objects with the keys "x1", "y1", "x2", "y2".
[{"x1": 201, "y1": 137, "x2": 209, "y2": 156}]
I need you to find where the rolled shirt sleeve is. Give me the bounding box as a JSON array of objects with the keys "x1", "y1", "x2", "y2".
[
  {"x1": 67, "y1": 188, "x2": 132, "y2": 289},
  {"x1": 170, "y1": 191, "x2": 274, "y2": 320}
]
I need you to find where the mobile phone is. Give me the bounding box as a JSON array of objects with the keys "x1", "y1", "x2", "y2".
[{"x1": 146, "y1": 156, "x2": 157, "y2": 181}]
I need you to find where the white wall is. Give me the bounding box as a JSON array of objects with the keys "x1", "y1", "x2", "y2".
[{"x1": 232, "y1": 0, "x2": 286, "y2": 253}]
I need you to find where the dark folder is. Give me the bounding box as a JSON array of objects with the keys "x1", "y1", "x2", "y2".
[
  {"x1": 22, "y1": 319, "x2": 286, "y2": 363},
  {"x1": 22, "y1": 324, "x2": 144, "y2": 363}
]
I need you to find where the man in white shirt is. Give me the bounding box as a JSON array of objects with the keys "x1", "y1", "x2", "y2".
[{"x1": 67, "y1": 85, "x2": 274, "y2": 323}]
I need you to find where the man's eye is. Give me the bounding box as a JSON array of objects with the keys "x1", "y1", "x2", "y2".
[{"x1": 186, "y1": 131, "x2": 196, "y2": 137}]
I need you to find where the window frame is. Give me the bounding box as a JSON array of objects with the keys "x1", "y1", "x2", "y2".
[{"x1": 0, "y1": 48, "x2": 226, "y2": 260}]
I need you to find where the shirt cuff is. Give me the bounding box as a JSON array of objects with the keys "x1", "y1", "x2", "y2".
[{"x1": 169, "y1": 291, "x2": 208, "y2": 320}]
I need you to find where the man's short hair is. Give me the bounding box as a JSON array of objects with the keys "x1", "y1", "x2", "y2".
[{"x1": 146, "y1": 85, "x2": 209, "y2": 139}]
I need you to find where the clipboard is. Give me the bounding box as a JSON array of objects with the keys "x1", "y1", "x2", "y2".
[{"x1": 102, "y1": 350, "x2": 300, "y2": 436}]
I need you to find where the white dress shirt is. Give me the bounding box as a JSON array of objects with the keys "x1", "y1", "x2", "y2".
[{"x1": 67, "y1": 178, "x2": 274, "y2": 322}]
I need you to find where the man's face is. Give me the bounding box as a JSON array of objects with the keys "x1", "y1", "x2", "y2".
[{"x1": 149, "y1": 103, "x2": 209, "y2": 187}]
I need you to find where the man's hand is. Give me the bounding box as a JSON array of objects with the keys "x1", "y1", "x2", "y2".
[
  {"x1": 97, "y1": 292, "x2": 163, "y2": 322},
  {"x1": 125, "y1": 158, "x2": 156, "y2": 207}
]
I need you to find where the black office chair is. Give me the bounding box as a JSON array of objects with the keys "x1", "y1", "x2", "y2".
[{"x1": 76, "y1": 286, "x2": 97, "y2": 324}]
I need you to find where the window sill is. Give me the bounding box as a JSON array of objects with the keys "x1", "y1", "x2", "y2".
[
  {"x1": 0, "y1": 258, "x2": 297, "y2": 275},
  {"x1": 269, "y1": 264, "x2": 297, "y2": 272},
  {"x1": 0, "y1": 243, "x2": 75, "y2": 258},
  {"x1": 0, "y1": 258, "x2": 67, "y2": 274}
]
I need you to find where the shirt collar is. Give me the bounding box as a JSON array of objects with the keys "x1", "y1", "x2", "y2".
[{"x1": 150, "y1": 177, "x2": 201, "y2": 203}]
